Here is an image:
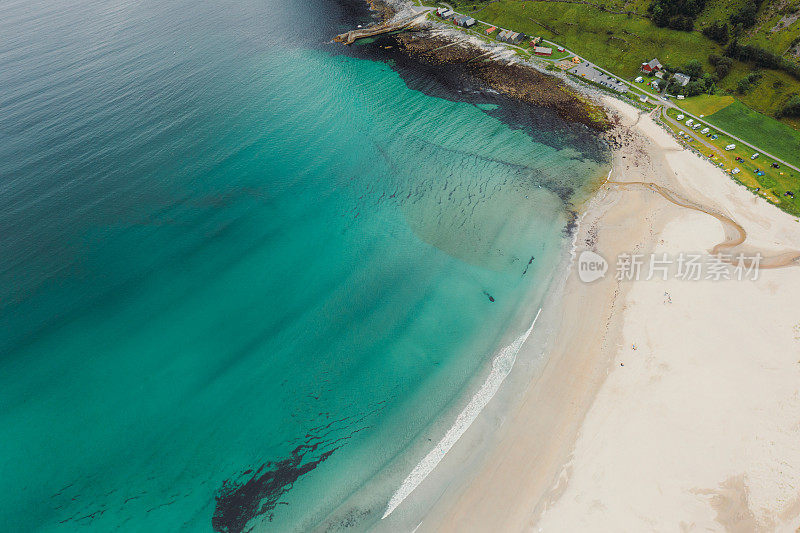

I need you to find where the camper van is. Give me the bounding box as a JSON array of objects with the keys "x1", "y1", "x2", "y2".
[
  {"x1": 725, "y1": 144, "x2": 736, "y2": 150},
  {"x1": 701, "y1": 127, "x2": 710, "y2": 134},
  {"x1": 676, "y1": 114, "x2": 684, "y2": 120}
]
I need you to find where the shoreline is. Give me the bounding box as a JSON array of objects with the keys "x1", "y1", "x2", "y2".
[
  {"x1": 337, "y1": 2, "x2": 800, "y2": 529},
  {"x1": 395, "y1": 95, "x2": 800, "y2": 530}
]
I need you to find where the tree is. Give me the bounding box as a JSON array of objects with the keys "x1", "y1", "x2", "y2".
[
  {"x1": 684, "y1": 80, "x2": 705, "y2": 96},
  {"x1": 683, "y1": 59, "x2": 703, "y2": 79},
  {"x1": 730, "y1": 1, "x2": 760, "y2": 27},
  {"x1": 702, "y1": 21, "x2": 729, "y2": 44},
  {"x1": 648, "y1": 0, "x2": 707, "y2": 30},
  {"x1": 777, "y1": 95, "x2": 800, "y2": 118},
  {"x1": 709, "y1": 55, "x2": 733, "y2": 79}
]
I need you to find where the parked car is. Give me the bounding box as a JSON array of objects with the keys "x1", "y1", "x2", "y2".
[
  {"x1": 710, "y1": 135, "x2": 718, "y2": 140},
  {"x1": 756, "y1": 170, "x2": 765, "y2": 176},
  {"x1": 771, "y1": 162, "x2": 780, "y2": 169},
  {"x1": 676, "y1": 114, "x2": 685, "y2": 120},
  {"x1": 751, "y1": 153, "x2": 759, "y2": 160},
  {"x1": 735, "y1": 156, "x2": 743, "y2": 162},
  {"x1": 732, "y1": 168, "x2": 741, "y2": 175}
]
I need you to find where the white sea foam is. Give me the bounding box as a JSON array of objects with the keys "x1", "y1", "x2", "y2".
[{"x1": 381, "y1": 308, "x2": 543, "y2": 519}]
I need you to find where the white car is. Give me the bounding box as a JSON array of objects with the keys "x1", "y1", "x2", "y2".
[
  {"x1": 692, "y1": 124, "x2": 701, "y2": 130},
  {"x1": 701, "y1": 127, "x2": 710, "y2": 134},
  {"x1": 676, "y1": 114, "x2": 685, "y2": 120},
  {"x1": 732, "y1": 168, "x2": 741, "y2": 175},
  {"x1": 686, "y1": 119, "x2": 693, "y2": 126},
  {"x1": 751, "y1": 153, "x2": 759, "y2": 160},
  {"x1": 725, "y1": 144, "x2": 736, "y2": 151}
]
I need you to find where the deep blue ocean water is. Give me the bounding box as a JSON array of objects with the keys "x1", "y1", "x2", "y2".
[{"x1": 0, "y1": 0, "x2": 609, "y2": 530}]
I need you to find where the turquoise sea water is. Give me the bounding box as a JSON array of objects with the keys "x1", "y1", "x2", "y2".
[{"x1": 0, "y1": 0, "x2": 609, "y2": 530}]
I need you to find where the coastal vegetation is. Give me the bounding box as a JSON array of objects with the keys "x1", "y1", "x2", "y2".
[{"x1": 448, "y1": 0, "x2": 800, "y2": 126}]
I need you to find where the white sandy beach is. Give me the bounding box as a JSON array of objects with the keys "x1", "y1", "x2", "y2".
[{"x1": 407, "y1": 96, "x2": 800, "y2": 532}]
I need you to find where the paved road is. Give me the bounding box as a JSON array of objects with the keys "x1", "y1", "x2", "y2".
[{"x1": 661, "y1": 107, "x2": 722, "y2": 155}]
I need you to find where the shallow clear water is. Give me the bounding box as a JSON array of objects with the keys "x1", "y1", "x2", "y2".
[{"x1": 0, "y1": 0, "x2": 609, "y2": 530}]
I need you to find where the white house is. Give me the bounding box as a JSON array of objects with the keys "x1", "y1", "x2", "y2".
[{"x1": 673, "y1": 72, "x2": 691, "y2": 86}]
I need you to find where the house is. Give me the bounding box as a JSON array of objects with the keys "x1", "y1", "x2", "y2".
[
  {"x1": 655, "y1": 71, "x2": 664, "y2": 79},
  {"x1": 485, "y1": 26, "x2": 496, "y2": 35},
  {"x1": 531, "y1": 36, "x2": 542, "y2": 45},
  {"x1": 534, "y1": 46, "x2": 553, "y2": 56},
  {"x1": 455, "y1": 16, "x2": 476, "y2": 27},
  {"x1": 501, "y1": 31, "x2": 525, "y2": 44},
  {"x1": 571, "y1": 56, "x2": 582, "y2": 64},
  {"x1": 436, "y1": 7, "x2": 448, "y2": 16},
  {"x1": 557, "y1": 46, "x2": 565, "y2": 52},
  {"x1": 673, "y1": 73, "x2": 691, "y2": 86},
  {"x1": 641, "y1": 58, "x2": 663, "y2": 73},
  {"x1": 639, "y1": 96, "x2": 648, "y2": 103},
  {"x1": 439, "y1": 9, "x2": 454, "y2": 18},
  {"x1": 650, "y1": 80, "x2": 660, "y2": 90}
]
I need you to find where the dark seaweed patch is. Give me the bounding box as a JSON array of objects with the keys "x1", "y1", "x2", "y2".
[{"x1": 212, "y1": 444, "x2": 335, "y2": 533}]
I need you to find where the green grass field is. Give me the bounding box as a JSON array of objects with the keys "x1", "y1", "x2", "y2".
[
  {"x1": 704, "y1": 101, "x2": 800, "y2": 168},
  {"x1": 679, "y1": 94, "x2": 735, "y2": 116}
]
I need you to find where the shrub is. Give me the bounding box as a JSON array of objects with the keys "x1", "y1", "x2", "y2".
[
  {"x1": 702, "y1": 21, "x2": 729, "y2": 44},
  {"x1": 736, "y1": 71, "x2": 763, "y2": 94},
  {"x1": 777, "y1": 95, "x2": 800, "y2": 118},
  {"x1": 730, "y1": 1, "x2": 760, "y2": 28},
  {"x1": 649, "y1": 0, "x2": 706, "y2": 30},
  {"x1": 682, "y1": 59, "x2": 703, "y2": 79},
  {"x1": 709, "y1": 54, "x2": 734, "y2": 79}
]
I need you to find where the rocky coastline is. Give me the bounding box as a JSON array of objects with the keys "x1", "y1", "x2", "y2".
[{"x1": 346, "y1": 0, "x2": 611, "y2": 131}]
